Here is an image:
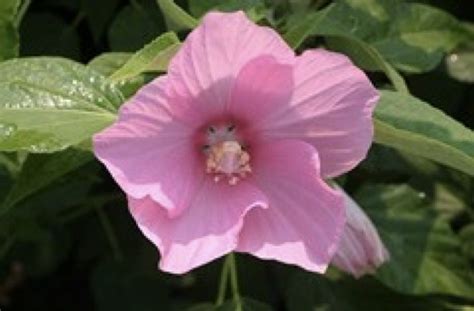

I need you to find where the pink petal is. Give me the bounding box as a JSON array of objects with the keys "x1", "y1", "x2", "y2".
[
  {"x1": 229, "y1": 55, "x2": 293, "y2": 127},
  {"x1": 128, "y1": 180, "x2": 268, "y2": 274},
  {"x1": 331, "y1": 187, "x2": 390, "y2": 278},
  {"x1": 167, "y1": 11, "x2": 294, "y2": 120},
  {"x1": 93, "y1": 77, "x2": 203, "y2": 218},
  {"x1": 259, "y1": 49, "x2": 379, "y2": 178},
  {"x1": 236, "y1": 140, "x2": 345, "y2": 273}
]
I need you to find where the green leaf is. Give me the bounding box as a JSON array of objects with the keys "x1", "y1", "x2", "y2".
[
  {"x1": 109, "y1": 31, "x2": 180, "y2": 82},
  {"x1": 283, "y1": 6, "x2": 408, "y2": 93},
  {"x1": 370, "y1": 3, "x2": 470, "y2": 72},
  {"x1": 0, "y1": 0, "x2": 20, "y2": 61},
  {"x1": 88, "y1": 52, "x2": 132, "y2": 77},
  {"x1": 157, "y1": 0, "x2": 198, "y2": 31},
  {"x1": 88, "y1": 52, "x2": 150, "y2": 98},
  {"x1": 108, "y1": 2, "x2": 164, "y2": 52},
  {"x1": 459, "y1": 224, "x2": 474, "y2": 260},
  {"x1": 283, "y1": 8, "x2": 327, "y2": 51},
  {"x1": 1, "y1": 149, "x2": 92, "y2": 215},
  {"x1": 374, "y1": 90, "x2": 474, "y2": 176},
  {"x1": 0, "y1": 57, "x2": 123, "y2": 153},
  {"x1": 446, "y1": 51, "x2": 474, "y2": 83},
  {"x1": 325, "y1": 35, "x2": 408, "y2": 93},
  {"x1": 286, "y1": 0, "x2": 472, "y2": 73},
  {"x1": 355, "y1": 184, "x2": 474, "y2": 298},
  {"x1": 286, "y1": 270, "x2": 466, "y2": 311}
]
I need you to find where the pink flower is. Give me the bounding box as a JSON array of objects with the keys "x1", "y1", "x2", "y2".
[
  {"x1": 93, "y1": 11, "x2": 380, "y2": 274},
  {"x1": 332, "y1": 187, "x2": 390, "y2": 277}
]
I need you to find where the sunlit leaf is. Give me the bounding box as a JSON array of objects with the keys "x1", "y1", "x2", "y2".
[
  {"x1": 374, "y1": 90, "x2": 474, "y2": 176},
  {"x1": 286, "y1": 0, "x2": 472, "y2": 73},
  {"x1": 0, "y1": 57, "x2": 123, "y2": 153}
]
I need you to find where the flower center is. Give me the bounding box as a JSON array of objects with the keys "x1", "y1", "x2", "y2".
[{"x1": 204, "y1": 124, "x2": 251, "y2": 185}]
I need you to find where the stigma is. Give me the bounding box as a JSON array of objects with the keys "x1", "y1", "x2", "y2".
[{"x1": 206, "y1": 140, "x2": 252, "y2": 185}]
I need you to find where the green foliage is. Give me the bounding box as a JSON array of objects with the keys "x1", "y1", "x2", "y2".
[
  {"x1": 0, "y1": 57, "x2": 123, "y2": 152},
  {"x1": 356, "y1": 184, "x2": 474, "y2": 298},
  {"x1": 1, "y1": 149, "x2": 93, "y2": 215},
  {"x1": 285, "y1": 0, "x2": 473, "y2": 73},
  {"x1": 188, "y1": 0, "x2": 266, "y2": 21},
  {"x1": 109, "y1": 31, "x2": 180, "y2": 81},
  {"x1": 0, "y1": 0, "x2": 20, "y2": 61},
  {"x1": 446, "y1": 51, "x2": 474, "y2": 83},
  {"x1": 374, "y1": 90, "x2": 474, "y2": 176},
  {"x1": 108, "y1": 1, "x2": 166, "y2": 52},
  {"x1": 157, "y1": 0, "x2": 198, "y2": 31},
  {"x1": 0, "y1": 0, "x2": 473, "y2": 310}
]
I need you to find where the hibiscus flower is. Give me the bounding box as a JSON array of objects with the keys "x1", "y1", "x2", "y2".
[{"x1": 93, "y1": 11, "x2": 388, "y2": 275}]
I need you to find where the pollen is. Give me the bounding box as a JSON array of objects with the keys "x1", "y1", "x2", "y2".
[{"x1": 206, "y1": 141, "x2": 252, "y2": 185}]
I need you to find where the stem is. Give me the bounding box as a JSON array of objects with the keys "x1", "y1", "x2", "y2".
[
  {"x1": 228, "y1": 253, "x2": 242, "y2": 311},
  {"x1": 95, "y1": 205, "x2": 124, "y2": 261},
  {"x1": 15, "y1": 0, "x2": 31, "y2": 27},
  {"x1": 215, "y1": 256, "x2": 231, "y2": 306}
]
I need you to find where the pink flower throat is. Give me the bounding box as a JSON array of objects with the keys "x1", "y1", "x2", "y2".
[{"x1": 202, "y1": 123, "x2": 252, "y2": 185}]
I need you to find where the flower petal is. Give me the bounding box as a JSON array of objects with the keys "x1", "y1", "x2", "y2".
[
  {"x1": 93, "y1": 77, "x2": 203, "y2": 218},
  {"x1": 331, "y1": 187, "x2": 390, "y2": 278},
  {"x1": 236, "y1": 140, "x2": 345, "y2": 273},
  {"x1": 229, "y1": 55, "x2": 293, "y2": 127},
  {"x1": 167, "y1": 11, "x2": 294, "y2": 120},
  {"x1": 260, "y1": 49, "x2": 379, "y2": 178},
  {"x1": 128, "y1": 180, "x2": 268, "y2": 274}
]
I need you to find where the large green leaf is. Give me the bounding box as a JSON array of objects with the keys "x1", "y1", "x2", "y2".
[
  {"x1": 286, "y1": 0, "x2": 472, "y2": 73},
  {"x1": 0, "y1": 57, "x2": 123, "y2": 153},
  {"x1": 1, "y1": 149, "x2": 93, "y2": 215},
  {"x1": 355, "y1": 184, "x2": 474, "y2": 298},
  {"x1": 0, "y1": 0, "x2": 20, "y2": 61},
  {"x1": 374, "y1": 90, "x2": 474, "y2": 176},
  {"x1": 109, "y1": 31, "x2": 180, "y2": 82}
]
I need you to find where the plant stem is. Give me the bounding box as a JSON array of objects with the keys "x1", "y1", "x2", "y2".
[
  {"x1": 15, "y1": 0, "x2": 31, "y2": 27},
  {"x1": 228, "y1": 253, "x2": 242, "y2": 311},
  {"x1": 95, "y1": 205, "x2": 124, "y2": 261},
  {"x1": 215, "y1": 256, "x2": 231, "y2": 306}
]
